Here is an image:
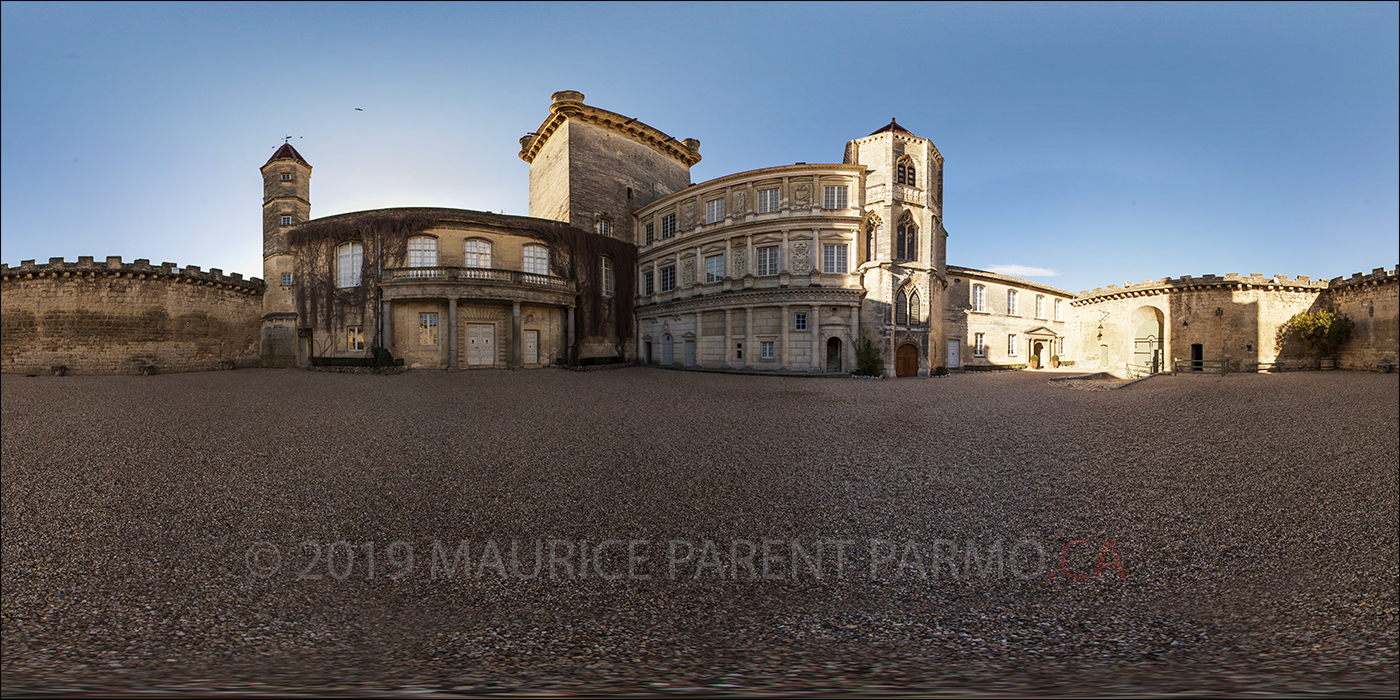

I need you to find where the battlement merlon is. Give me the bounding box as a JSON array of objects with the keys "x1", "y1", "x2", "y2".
[
  {"x1": 1329, "y1": 265, "x2": 1400, "y2": 289},
  {"x1": 2, "y1": 257, "x2": 265, "y2": 291},
  {"x1": 518, "y1": 90, "x2": 702, "y2": 167}
]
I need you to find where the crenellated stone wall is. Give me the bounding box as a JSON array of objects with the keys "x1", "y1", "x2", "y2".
[{"x1": 1, "y1": 257, "x2": 265, "y2": 375}]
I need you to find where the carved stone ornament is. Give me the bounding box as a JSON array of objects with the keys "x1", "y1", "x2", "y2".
[
  {"x1": 791, "y1": 242, "x2": 809, "y2": 272},
  {"x1": 734, "y1": 191, "x2": 747, "y2": 214},
  {"x1": 794, "y1": 184, "x2": 811, "y2": 208},
  {"x1": 733, "y1": 249, "x2": 747, "y2": 276},
  {"x1": 681, "y1": 203, "x2": 696, "y2": 229},
  {"x1": 682, "y1": 259, "x2": 695, "y2": 287}
]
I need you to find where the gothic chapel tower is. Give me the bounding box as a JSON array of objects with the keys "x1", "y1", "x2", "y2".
[
  {"x1": 259, "y1": 143, "x2": 312, "y2": 367},
  {"x1": 845, "y1": 119, "x2": 948, "y2": 376}
]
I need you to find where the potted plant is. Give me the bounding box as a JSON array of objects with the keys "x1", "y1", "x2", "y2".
[
  {"x1": 1289, "y1": 309, "x2": 1354, "y2": 370},
  {"x1": 1029, "y1": 354, "x2": 1041, "y2": 369},
  {"x1": 1050, "y1": 354, "x2": 1060, "y2": 368}
]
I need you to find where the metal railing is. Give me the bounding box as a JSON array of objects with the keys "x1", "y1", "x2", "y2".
[
  {"x1": 382, "y1": 266, "x2": 575, "y2": 292},
  {"x1": 1173, "y1": 358, "x2": 1233, "y2": 375}
]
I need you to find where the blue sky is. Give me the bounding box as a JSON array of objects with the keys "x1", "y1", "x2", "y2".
[{"x1": 3, "y1": 1, "x2": 1396, "y2": 295}]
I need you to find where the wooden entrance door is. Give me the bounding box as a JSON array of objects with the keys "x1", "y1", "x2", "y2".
[
  {"x1": 465, "y1": 324, "x2": 494, "y2": 366},
  {"x1": 896, "y1": 343, "x2": 919, "y2": 377}
]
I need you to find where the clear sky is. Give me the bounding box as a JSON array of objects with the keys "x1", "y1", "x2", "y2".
[{"x1": 3, "y1": 1, "x2": 1396, "y2": 295}]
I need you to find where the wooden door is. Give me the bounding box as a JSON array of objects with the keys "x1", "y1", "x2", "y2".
[{"x1": 896, "y1": 343, "x2": 918, "y2": 377}]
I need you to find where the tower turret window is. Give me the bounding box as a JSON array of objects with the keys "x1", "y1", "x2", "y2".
[
  {"x1": 896, "y1": 157, "x2": 917, "y2": 186},
  {"x1": 896, "y1": 212, "x2": 918, "y2": 262},
  {"x1": 280, "y1": 173, "x2": 292, "y2": 181},
  {"x1": 280, "y1": 216, "x2": 292, "y2": 226}
]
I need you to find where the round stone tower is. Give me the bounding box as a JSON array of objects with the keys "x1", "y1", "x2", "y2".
[{"x1": 259, "y1": 142, "x2": 312, "y2": 367}]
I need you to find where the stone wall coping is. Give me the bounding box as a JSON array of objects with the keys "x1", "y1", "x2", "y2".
[
  {"x1": 2, "y1": 257, "x2": 265, "y2": 291},
  {"x1": 1070, "y1": 268, "x2": 1400, "y2": 305}
]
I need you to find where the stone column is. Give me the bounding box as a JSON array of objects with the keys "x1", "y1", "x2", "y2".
[
  {"x1": 382, "y1": 301, "x2": 394, "y2": 354},
  {"x1": 723, "y1": 308, "x2": 733, "y2": 369},
  {"x1": 512, "y1": 301, "x2": 522, "y2": 370},
  {"x1": 744, "y1": 307, "x2": 754, "y2": 369},
  {"x1": 447, "y1": 298, "x2": 458, "y2": 371},
  {"x1": 567, "y1": 305, "x2": 575, "y2": 365},
  {"x1": 780, "y1": 303, "x2": 790, "y2": 370},
  {"x1": 849, "y1": 303, "x2": 860, "y2": 373}
]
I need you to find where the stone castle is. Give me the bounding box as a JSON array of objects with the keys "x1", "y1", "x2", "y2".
[{"x1": 3, "y1": 91, "x2": 1396, "y2": 376}]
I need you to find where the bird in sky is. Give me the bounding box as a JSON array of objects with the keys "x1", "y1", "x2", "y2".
[{"x1": 355, "y1": 108, "x2": 363, "y2": 111}]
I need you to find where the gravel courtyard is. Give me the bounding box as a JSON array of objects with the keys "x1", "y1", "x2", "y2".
[{"x1": 2, "y1": 368, "x2": 1397, "y2": 696}]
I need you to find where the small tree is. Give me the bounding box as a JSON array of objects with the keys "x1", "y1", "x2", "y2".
[
  {"x1": 1290, "y1": 309, "x2": 1354, "y2": 358},
  {"x1": 853, "y1": 335, "x2": 883, "y2": 376}
]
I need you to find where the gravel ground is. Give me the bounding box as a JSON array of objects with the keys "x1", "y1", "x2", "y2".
[{"x1": 2, "y1": 367, "x2": 1396, "y2": 697}]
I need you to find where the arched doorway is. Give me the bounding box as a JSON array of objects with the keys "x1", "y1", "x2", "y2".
[
  {"x1": 661, "y1": 334, "x2": 673, "y2": 365},
  {"x1": 826, "y1": 337, "x2": 842, "y2": 372},
  {"x1": 895, "y1": 343, "x2": 919, "y2": 377},
  {"x1": 1130, "y1": 306, "x2": 1164, "y2": 373},
  {"x1": 1032, "y1": 340, "x2": 1046, "y2": 367}
]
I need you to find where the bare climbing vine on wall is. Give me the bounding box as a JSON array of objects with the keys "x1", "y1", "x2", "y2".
[{"x1": 286, "y1": 209, "x2": 635, "y2": 360}]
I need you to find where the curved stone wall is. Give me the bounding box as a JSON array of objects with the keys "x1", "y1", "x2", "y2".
[{"x1": 1, "y1": 257, "x2": 265, "y2": 375}]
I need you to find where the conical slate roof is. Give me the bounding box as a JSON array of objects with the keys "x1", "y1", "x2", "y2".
[
  {"x1": 264, "y1": 142, "x2": 310, "y2": 167},
  {"x1": 868, "y1": 118, "x2": 914, "y2": 137}
]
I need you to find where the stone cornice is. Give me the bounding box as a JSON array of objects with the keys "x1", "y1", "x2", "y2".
[
  {"x1": 947, "y1": 265, "x2": 1076, "y2": 298},
  {"x1": 520, "y1": 96, "x2": 701, "y2": 167},
  {"x1": 636, "y1": 287, "x2": 864, "y2": 316},
  {"x1": 2, "y1": 256, "x2": 264, "y2": 293}
]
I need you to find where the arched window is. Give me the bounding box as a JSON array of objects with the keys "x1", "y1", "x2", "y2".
[
  {"x1": 407, "y1": 236, "x2": 437, "y2": 267},
  {"x1": 523, "y1": 245, "x2": 549, "y2": 276},
  {"x1": 896, "y1": 157, "x2": 917, "y2": 186},
  {"x1": 464, "y1": 239, "x2": 492, "y2": 268},
  {"x1": 894, "y1": 289, "x2": 908, "y2": 325},
  {"x1": 336, "y1": 242, "x2": 362, "y2": 288},
  {"x1": 896, "y1": 212, "x2": 918, "y2": 261},
  {"x1": 864, "y1": 215, "x2": 882, "y2": 262},
  {"x1": 908, "y1": 290, "x2": 921, "y2": 324}
]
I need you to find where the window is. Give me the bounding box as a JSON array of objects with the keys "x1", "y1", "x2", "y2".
[
  {"x1": 865, "y1": 216, "x2": 881, "y2": 261},
  {"x1": 1054, "y1": 299, "x2": 1063, "y2": 322},
  {"x1": 756, "y1": 246, "x2": 779, "y2": 277},
  {"x1": 1007, "y1": 290, "x2": 1018, "y2": 316},
  {"x1": 408, "y1": 236, "x2": 437, "y2": 268},
  {"x1": 1035, "y1": 295, "x2": 1045, "y2": 319},
  {"x1": 419, "y1": 313, "x2": 438, "y2": 345},
  {"x1": 347, "y1": 326, "x2": 364, "y2": 351},
  {"x1": 705, "y1": 254, "x2": 724, "y2": 283},
  {"x1": 972, "y1": 284, "x2": 986, "y2": 312},
  {"x1": 757, "y1": 188, "x2": 779, "y2": 214},
  {"x1": 602, "y1": 257, "x2": 614, "y2": 297},
  {"x1": 896, "y1": 212, "x2": 918, "y2": 261},
  {"x1": 1056, "y1": 337, "x2": 1064, "y2": 355},
  {"x1": 280, "y1": 216, "x2": 292, "y2": 226},
  {"x1": 761, "y1": 341, "x2": 774, "y2": 359},
  {"x1": 660, "y1": 265, "x2": 676, "y2": 292},
  {"x1": 705, "y1": 198, "x2": 725, "y2": 224},
  {"x1": 823, "y1": 186, "x2": 848, "y2": 210},
  {"x1": 1008, "y1": 334, "x2": 1018, "y2": 356},
  {"x1": 908, "y1": 291, "x2": 921, "y2": 324},
  {"x1": 895, "y1": 290, "x2": 908, "y2": 325},
  {"x1": 974, "y1": 333, "x2": 986, "y2": 357},
  {"x1": 464, "y1": 239, "x2": 492, "y2": 268},
  {"x1": 597, "y1": 218, "x2": 612, "y2": 237},
  {"x1": 280, "y1": 173, "x2": 292, "y2": 181},
  {"x1": 280, "y1": 273, "x2": 292, "y2": 286},
  {"x1": 822, "y1": 244, "x2": 848, "y2": 274},
  {"x1": 644, "y1": 271, "x2": 655, "y2": 295},
  {"x1": 645, "y1": 222, "x2": 655, "y2": 245},
  {"x1": 794, "y1": 312, "x2": 807, "y2": 331},
  {"x1": 523, "y1": 245, "x2": 549, "y2": 275},
  {"x1": 336, "y1": 243, "x2": 362, "y2": 288},
  {"x1": 896, "y1": 157, "x2": 917, "y2": 186},
  {"x1": 660, "y1": 214, "x2": 676, "y2": 238},
  {"x1": 735, "y1": 342, "x2": 743, "y2": 360}
]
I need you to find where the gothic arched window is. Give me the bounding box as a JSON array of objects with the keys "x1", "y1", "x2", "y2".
[
  {"x1": 896, "y1": 212, "x2": 918, "y2": 262},
  {"x1": 864, "y1": 215, "x2": 882, "y2": 262},
  {"x1": 894, "y1": 289, "x2": 908, "y2": 325},
  {"x1": 908, "y1": 290, "x2": 921, "y2": 324},
  {"x1": 896, "y1": 157, "x2": 917, "y2": 186}
]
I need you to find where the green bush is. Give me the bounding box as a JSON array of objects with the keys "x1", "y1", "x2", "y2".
[
  {"x1": 1050, "y1": 354, "x2": 1060, "y2": 363},
  {"x1": 852, "y1": 335, "x2": 883, "y2": 376},
  {"x1": 371, "y1": 346, "x2": 396, "y2": 368},
  {"x1": 933, "y1": 365, "x2": 949, "y2": 376},
  {"x1": 1289, "y1": 309, "x2": 1354, "y2": 358}
]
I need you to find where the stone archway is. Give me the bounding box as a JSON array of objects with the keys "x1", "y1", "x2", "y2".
[
  {"x1": 826, "y1": 337, "x2": 842, "y2": 372},
  {"x1": 896, "y1": 343, "x2": 919, "y2": 377},
  {"x1": 1130, "y1": 306, "x2": 1165, "y2": 373}
]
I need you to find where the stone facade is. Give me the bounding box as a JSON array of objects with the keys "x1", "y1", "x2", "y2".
[
  {"x1": 4, "y1": 91, "x2": 1395, "y2": 376},
  {"x1": 1, "y1": 257, "x2": 263, "y2": 374}
]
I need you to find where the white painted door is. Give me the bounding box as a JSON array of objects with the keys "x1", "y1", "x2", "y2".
[
  {"x1": 523, "y1": 330, "x2": 539, "y2": 365},
  {"x1": 947, "y1": 339, "x2": 960, "y2": 368},
  {"x1": 466, "y1": 324, "x2": 494, "y2": 366},
  {"x1": 684, "y1": 340, "x2": 696, "y2": 367}
]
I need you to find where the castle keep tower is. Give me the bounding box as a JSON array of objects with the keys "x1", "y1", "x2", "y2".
[
  {"x1": 259, "y1": 142, "x2": 311, "y2": 367},
  {"x1": 845, "y1": 119, "x2": 948, "y2": 376},
  {"x1": 519, "y1": 90, "x2": 701, "y2": 243}
]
